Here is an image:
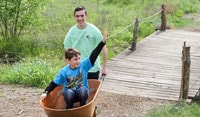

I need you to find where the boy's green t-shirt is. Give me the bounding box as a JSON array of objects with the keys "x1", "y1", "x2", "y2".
[{"x1": 64, "y1": 22, "x2": 103, "y2": 72}]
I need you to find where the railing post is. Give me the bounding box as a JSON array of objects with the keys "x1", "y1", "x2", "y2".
[
  {"x1": 160, "y1": 4, "x2": 166, "y2": 31},
  {"x1": 130, "y1": 18, "x2": 139, "y2": 51},
  {"x1": 179, "y1": 41, "x2": 191, "y2": 100}
]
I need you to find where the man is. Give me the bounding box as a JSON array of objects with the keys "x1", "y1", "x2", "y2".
[{"x1": 64, "y1": 6, "x2": 107, "y2": 79}]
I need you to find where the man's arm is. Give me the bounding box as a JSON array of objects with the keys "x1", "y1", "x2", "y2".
[{"x1": 101, "y1": 46, "x2": 107, "y2": 76}]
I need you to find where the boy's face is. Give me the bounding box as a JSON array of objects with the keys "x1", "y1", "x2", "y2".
[
  {"x1": 67, "y1": 55, "x2": 80, "y2": 69},
  {"x1": 74, "y1": 10, "x2": 87, "y2": 28}
]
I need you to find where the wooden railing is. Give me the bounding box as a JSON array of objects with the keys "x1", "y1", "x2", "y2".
[
  {"x1": 130, "y1": 4, "x2": 167, "y2": 51},
  {"x1": 179, "y1": 42, "x2": 191, "y2": 100}
]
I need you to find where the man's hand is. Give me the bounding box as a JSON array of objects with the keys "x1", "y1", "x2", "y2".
[
  {"x1": 102, "y1": 28, "x2": 108, "y2": 76},
  {"x1": 101, "y1": 67, "x2": 108, "y2": 76}
]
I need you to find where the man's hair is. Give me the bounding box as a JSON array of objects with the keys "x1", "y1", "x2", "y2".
[
  {"x1": 74, "y1": 6, "x2": 87, "y2": 15},
  {"x1": 65, "y1": 48, "x2": 81, "y2": 60}
]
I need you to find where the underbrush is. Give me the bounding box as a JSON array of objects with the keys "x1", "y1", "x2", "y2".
[{"x1": 0, "y1": 57, "x2": 64, "y2": 88}]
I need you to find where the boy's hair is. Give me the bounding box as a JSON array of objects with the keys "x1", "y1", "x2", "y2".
[
  {"x1": 74, "y1": 6, "x2": 87, "y2": 15},
  {"x1": 65, "y1": 48, "x2": 81, "y2": 60}
]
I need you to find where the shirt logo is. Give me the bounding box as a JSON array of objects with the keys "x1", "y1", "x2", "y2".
[
  {"x1": 86, "y1": 35, "x2": 91, "y2": 39},
  {"x1": 66, "y1": 72, "x2": 83, "y2": 89}
]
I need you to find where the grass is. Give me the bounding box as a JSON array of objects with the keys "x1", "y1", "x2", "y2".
[
  {"x1": 146, "y1": 101, "x2": 200, "y2": 117},
  {"x1": 0, "y1": 57, "x2": 64, "y2": 88}
]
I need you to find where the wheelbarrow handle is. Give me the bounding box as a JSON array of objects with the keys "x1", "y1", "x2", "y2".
[{"x1": 98, "y1": 74, "x2": 105, "y2": 82}]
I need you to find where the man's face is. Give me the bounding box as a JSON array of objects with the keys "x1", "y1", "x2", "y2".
[
  {"x1": 67, "y1": 55, "x2": 80, "y2": 69},
  {"x1": 74, "y1": 10, "x2": 87, "y2": 28}
]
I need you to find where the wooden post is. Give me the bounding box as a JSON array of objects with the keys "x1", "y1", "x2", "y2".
[
  {"x1": 130, "y1": 18, "x2": 139, "y2": 51},
  {"x1": 179, "y1": 41, "x2": 191, "y2": 100},
  {"x1": 160, "y1": 4, "x2": 166, "y2": 31},
  {"x1": 190, "y1": 87, "x2": 200, "y2": 103}
]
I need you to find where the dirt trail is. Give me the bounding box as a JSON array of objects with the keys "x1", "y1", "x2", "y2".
[{"x1": 0, "y1": 84, "x2": 174, "y2": 117}]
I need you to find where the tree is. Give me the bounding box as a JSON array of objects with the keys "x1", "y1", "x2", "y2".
[{"x1": 0, "y1": 0, "x2": 46, "y2": 40}]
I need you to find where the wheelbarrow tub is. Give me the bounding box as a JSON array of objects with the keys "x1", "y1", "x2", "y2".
[{"x1": 40, "y1": 79, "x2": 101, "y2": 117}]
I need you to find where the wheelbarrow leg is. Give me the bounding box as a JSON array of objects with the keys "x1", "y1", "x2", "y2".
[
  {"x1": 93, "y1": 106, "x2": 97, "y2": 117},
  {"x1": 93, "y1": 110, "x2": 96, "y2": 117}
]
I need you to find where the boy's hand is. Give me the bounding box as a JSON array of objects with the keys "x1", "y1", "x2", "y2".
[
  {"x1": 40, "y1": 93, "x2": 47, "y2": 100},
  {"x1": 103, "y1": 29, "x2": 108, "y2": 43}
]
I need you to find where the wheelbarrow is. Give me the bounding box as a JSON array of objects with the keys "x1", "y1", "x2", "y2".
[{"x1": 40, "y1": 79, "x2": 102, "y2": 117}]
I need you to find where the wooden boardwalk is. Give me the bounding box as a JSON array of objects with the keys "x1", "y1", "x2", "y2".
[{"x1": 101, "y1": 30, "x2": 200, "y2": 101}]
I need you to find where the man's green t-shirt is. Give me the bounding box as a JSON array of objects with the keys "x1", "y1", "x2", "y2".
[{"x1": 64, "y1": 22, "x2": 102, "y2": 72}]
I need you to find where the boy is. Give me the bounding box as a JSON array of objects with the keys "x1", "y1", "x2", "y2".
[{"x1": 40, "y1": 30, "x2": 107, "y2": 109}]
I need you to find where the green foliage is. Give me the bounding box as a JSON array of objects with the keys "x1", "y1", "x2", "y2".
[
  {"x1": 169, "y1": 15, "x2": 194, "y2": 28},
  {"x1": 175, "y1": 10, "x2": 184, "y2": 17},
  {"x1": 0, "y1": 0, "x2": 46, "y2": 40},
  {"x1": 0, "y1": 37, "x2": 35, "y2": 58},
  {"x1": 1, "y1": 0, "x2": 200, "y2": 89},
  {"x1": 0, "y1": 57, "x2": 63, "y2": 88},
  {"x1": 179, "y1": 0, "x2": 200, "y2": 13},
  {"x1": 0, "y1": 32, "x2": 64, "y2": 61},
  {"x1": 0, "y1": 0, "x2": 200, "y2": 59},
  {"x1": 106, "y1": 26, "x2": 132, "y2": 56},
  {"x1": 146, "y1": 101, "x2": 200, "y2": 117},
  {"x1": 104, "y1": 0, "x2": 133, "y2": 6},
  {"x1": 139, "y1": 21, "x2": 155, "y2": 38}
]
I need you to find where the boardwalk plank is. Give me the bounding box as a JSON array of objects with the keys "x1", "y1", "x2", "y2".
[{"x1": 101, "y1": 30, "x2": 200, "y2": 101}]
